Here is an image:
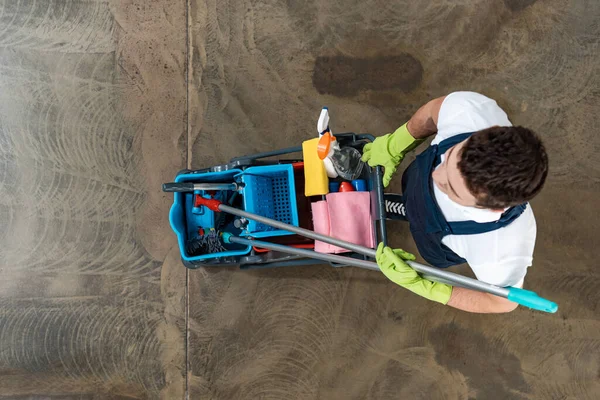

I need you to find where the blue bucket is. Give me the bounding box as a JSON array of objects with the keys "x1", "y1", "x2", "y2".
[{"x1": 168, "y1": 169, "x2": 252, "y2": 262}]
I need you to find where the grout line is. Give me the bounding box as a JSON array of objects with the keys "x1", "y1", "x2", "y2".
[
  {"x1": 186, "y1": 0, "x2": 192, "y2": 171},
  {"x1": 185, "y1": 0, "x2": 191, "y2": 398},
  {"x1": 185, "y1": 267, "x2": 190, "y2": 400}
]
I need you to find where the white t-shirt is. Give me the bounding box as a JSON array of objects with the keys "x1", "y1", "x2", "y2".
[{"x1": 430, "y1": 91, "x2": 536, "y2": 287}]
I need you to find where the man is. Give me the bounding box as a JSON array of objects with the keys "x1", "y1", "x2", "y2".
[{"x1": 362, "y1": 91, "x2": 548, "y2": 313}]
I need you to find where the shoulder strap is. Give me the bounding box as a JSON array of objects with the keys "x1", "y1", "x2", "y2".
[
  {"x1": 435, "y1": 132, "x2": 474, "y2": 165},
  {"x1": 437, "y1": 132, "x2": 475, "y2": 153},
  {"x1": 447, "y1": 203, "x2": 528, "y2": 235}
]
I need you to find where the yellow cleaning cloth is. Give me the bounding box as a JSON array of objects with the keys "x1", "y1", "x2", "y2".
[{"x1": 302, "y1": 138, "x2": 329, "y2": 196}]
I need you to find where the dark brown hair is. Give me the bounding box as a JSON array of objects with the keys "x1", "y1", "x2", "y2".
[{"x1": 458, "y1": 126, "x2": 548, "y2": 209}]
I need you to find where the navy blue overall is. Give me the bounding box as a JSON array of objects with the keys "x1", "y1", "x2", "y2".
[{"x1": 401, "y1": 132, "x2": 527, "y2": 268}]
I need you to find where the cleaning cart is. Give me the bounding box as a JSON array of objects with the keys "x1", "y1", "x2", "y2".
[
  {"x1": 166, "y1": 133, "x2": 386, "y2": 269},
  {"x1": 164, "y1": 133, "x2": 558, "y2": 313}
]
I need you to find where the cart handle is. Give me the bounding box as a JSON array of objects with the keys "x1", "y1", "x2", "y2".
[{"x1": 162, "y1": 182, "x2": 241, "y2": 192}]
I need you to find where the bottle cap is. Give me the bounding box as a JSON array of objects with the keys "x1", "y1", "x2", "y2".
[
  {"x1": 329, "y1": 182, "x2": 340, "y2": 192},
  {"x1": 339, "y1": 182, "x2": 355, "y2": 192},
  {"x1": 317, "y1": 132, "x2": 336, "y2": 160},
  {"x1": 351, "y1": 179, "x2": 367, "y2": 192}
]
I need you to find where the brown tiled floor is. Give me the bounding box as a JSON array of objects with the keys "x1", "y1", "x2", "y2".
[
  {"x1": 1, "y1": 1, "x2": 600, "y2": 399},
  {"x1": 0, "y1": 1, "x2": 187, "y2": 398}
]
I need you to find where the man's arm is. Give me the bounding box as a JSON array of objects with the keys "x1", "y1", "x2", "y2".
[
  {"x1": 377, "y1": 245, "x2": 520, "y2": 314},
  {"x1": 362, "y1": 95, "x2": 447, "y2": 187},
  {"x1": 405, "y1": 96, "x2": 446, "y2": 139},
  {"x1": 447, "y1": 287, "x2": 518, "y2": 313}
]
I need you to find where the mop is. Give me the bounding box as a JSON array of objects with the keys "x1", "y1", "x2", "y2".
[{"x1": 193, "y1": 196, "x2": 558, "y2": 314}]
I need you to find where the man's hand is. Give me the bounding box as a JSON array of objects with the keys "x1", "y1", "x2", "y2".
[
  {"x1": 361, "y1": 135, "x2": 400, "y2": 187},
  {"x1": 377, "y1": 243, "x2": 519, "y2": 313},
  {"x1": 362, "y1": 96, "x2": 446, "y2": 187},
  {"x1": 376, "y1": 243, "x2": 453, "y2": 304},
  {"x1": 362, "y1": 123, "x2": 423, "y2": 187}
]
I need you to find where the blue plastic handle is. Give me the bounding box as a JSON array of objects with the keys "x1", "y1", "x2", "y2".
[{"x1": 507, "y1": 288, "x2": 558, "y2": 313}]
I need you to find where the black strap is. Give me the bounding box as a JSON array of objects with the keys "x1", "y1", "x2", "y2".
[
  {"x1": 434, "y1": 132, "x2": 474, "y2": 166},
  {"x1": 383, "y1": 193, "x2": 408, "y2": 221},
  {"x1": 447, "y1": 203, "x2": 528, "y2": 235}
]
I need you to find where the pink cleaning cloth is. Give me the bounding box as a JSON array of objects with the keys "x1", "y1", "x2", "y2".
[
  {"x1": 311, "y1": 200, "x2": 347, "y2": 253},
  {"x1": 311, "y1": 192, "x2": 374, "y2": 254}
]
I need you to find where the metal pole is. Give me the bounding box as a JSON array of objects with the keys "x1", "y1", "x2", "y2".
[
  {"x1": 217, "y1": 204, "x2": 510, "y2": 297},
  {"x1": 405, "y1": 262, "x2": 508, "y2": 296},
  {"x1": 227, "y1": 236, "x2": 379, "y2": 270},
  {"x1": 163, "y1": 182, "x2": 239, "y2": 192},
  {"x1": 230, "y1": 145, "x2": 303, "y2": 163},
  {"x1": 225, "y1": 235, "x2": 509, "y2": 298},
  {"x1": 219, "y1": 204, "x2": 375, "y2": 256}
]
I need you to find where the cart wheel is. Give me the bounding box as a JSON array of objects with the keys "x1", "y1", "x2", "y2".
[
  {"x1": 176, "y1": 168, "x2": 192, "y2": 176},
  {"x1": 182, "y1": 258, "x2": 204, "y2": 270}
]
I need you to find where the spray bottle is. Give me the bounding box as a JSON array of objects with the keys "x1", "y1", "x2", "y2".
[
  {"x1": 317, "y1": 107, "x2": 338, "y2": 178},
  {"x1": 316, "y1": 108, "x2": 364, "y2": 180}
]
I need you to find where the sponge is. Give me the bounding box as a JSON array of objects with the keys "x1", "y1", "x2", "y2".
[{"x1": 302, "y1": 138, "x2": 329, "y2": 196}]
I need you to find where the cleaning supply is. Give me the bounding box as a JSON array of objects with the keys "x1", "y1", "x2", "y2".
[
  {"x1": 361, "y1": 122, "x2": 424, "y2": 187},
  {"x1": 302, "y1": 138, "x2": 329, "y2": 196},
  {"x1": 311, "y1": 200, "x2": 345, "y2": 253},
  {"x1": 317, "y1": 107, "x2": 338, "y2": 178},
  {"x1": 317, "y1": 132, "x2": 364, "y2": 180},
  {"x1": 204, "y1": 228, "x2": 227, "y2": 253},
  {"x1": 317, "y1": 106, "x2": 330, "y2": 136},
  {"x1": 375, "y1": 243, "x2": 453, "y2": 304},
  {"x1": 186, "y1": 227, "x2": 207, "y2": 255},
  {"x1": 186, "y1": 227, "x2": 228, "y2": 256},
  {"x1": 351, "y1": 179, "x2": 367, "y2": 192},
  {"x1": 311, "y1": 191, "x2": 374, "y2": 254},
  {"x1": 338, "y1": 182, "x2": 354, "y2": 192}
]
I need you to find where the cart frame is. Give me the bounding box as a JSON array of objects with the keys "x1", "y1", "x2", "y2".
[{"x1": 175, "y1": 133, "x2": 387, "y2": 270}]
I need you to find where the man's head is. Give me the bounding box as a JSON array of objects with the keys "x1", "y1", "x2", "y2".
[{"x1": 432, "y1": 126, "x2": 548, "y2": 210}]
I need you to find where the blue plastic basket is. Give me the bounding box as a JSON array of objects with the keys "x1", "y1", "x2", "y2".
[{"x1": 238, "y1": 164, "x2": 299, "y2": 238}]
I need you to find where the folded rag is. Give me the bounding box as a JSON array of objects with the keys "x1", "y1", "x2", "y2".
[{"x1": 311, "y1": 191, "x2": 374, "y2": 254}]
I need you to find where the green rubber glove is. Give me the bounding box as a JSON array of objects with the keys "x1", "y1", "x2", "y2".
[
  {"x1": 376, "y1": 243, "x2": 453, "y2": 305},
  {"x1": 361, "y1": 123, "x2": 424, "y2": 187}
]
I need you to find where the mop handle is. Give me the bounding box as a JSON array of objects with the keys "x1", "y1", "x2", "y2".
[
  {"x1": 195, "y1": 198, "x2": 558, "y2": 313},
  {"x1": 162, "y1": 182, "x2": 240, "y2": 192}
]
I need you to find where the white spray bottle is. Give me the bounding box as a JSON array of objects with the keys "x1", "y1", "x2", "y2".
[{"x1": 317, "y1": 107, "x2": 338, "y2": 178}]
